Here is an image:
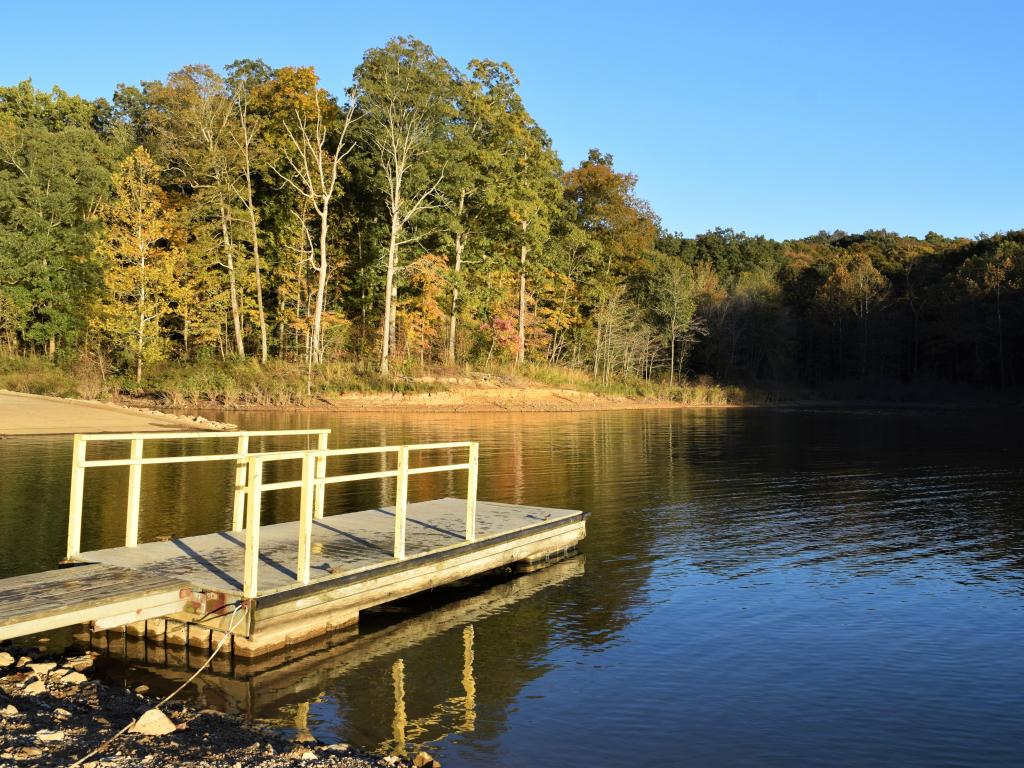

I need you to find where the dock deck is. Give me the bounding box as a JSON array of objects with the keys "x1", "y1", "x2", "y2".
[
  {"x1": 0, "y1": 429, "x2": 587, "y2": 655},
  {"x1": 76, "y1": 498, "x2": 578, "y2": 596}
]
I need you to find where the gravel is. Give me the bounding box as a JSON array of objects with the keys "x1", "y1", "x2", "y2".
[{"x1": 0, "y1": 644, "x2": 435, "y2": 768}]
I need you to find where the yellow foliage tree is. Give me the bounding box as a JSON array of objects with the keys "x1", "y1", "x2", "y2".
[{"x1": 94, "y1": 147, "x2": 173, "y2": 383}]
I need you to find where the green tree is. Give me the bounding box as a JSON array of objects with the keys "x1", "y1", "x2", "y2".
[
  {"x1": 0, "y1": 82, "x2": 112, "y2": 353},
  {"x1": 354, "y1": 37, "x2": 458, "y2": 374}
]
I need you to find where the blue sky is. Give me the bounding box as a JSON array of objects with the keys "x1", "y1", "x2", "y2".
[{"x1": 2, "y1": 1, "x2": 1021, "y2": 240}]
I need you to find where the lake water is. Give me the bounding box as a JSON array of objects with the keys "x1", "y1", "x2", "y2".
[{"x1": 2, "y1": 407, "x2": 1023, "y2": 766}]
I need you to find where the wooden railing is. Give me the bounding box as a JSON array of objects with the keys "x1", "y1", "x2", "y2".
[
  {"x1": 65, "y1": 430, "x2": 480, "y2": 599},
  {"x1": 241, "y1": 441, "x2": 479, "y2": 597},
  {"x1": 66, "y1": 429, "x2": 331, "y2": 559}
]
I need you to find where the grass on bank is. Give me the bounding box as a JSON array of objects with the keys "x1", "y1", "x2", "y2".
[{"x1": 0, "y1": 353, "x2": 752, "y2": 407}]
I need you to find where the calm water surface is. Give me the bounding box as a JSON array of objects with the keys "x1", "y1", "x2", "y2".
[{"x1": 1, "y1": 407, "x2": 1023, "y2": 766}]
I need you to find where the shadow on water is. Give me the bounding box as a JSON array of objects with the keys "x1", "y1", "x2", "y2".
[{"x1": 2, "y1": 407, "x2": 1024, "y2": 766}]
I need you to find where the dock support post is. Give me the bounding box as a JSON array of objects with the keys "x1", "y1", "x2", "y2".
[
  {"x1": 66, "y1": 434, "x2": 87, "y2": 558},
  {"x1": 125, "y1": 438, "x2": 143, "y2": 547},
  {"x1": 313, "y1": 432, "x2": 328, "y2": 518},
  {"x1": 465, "y1": 442, "x2": 478, "y2": 542},
  {"x1": 297, "y1": 452, "x2": 315, "y2": 585},
  {"x1": 243, "y1": 457, "x2": 264, "y2": 599},
  {"x1": 231, "y1": 434, "x2": 250, "y2": 531},
  {"x1": 394, "y1": 446, "x2": 409, "y2": 559}
]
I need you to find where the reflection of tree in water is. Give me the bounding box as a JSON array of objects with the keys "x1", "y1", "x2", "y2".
[{"x1": 659, "y1": 409, "x2": 1024, "y2": 582}]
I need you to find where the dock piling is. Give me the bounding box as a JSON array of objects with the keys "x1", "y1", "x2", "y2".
[
  {"x1": 231, "y1": 434, "x2": 250, "y2": 531},
  {"x1": 66, "y1": 434, "x2": 86, "y2": 558},
  {"x1": 297, "y1": 452, "x2": 316, "y2": 585},
  {"x1": 243, "y1": 457, "x2": 264, "y2": 599},
  {"x1": 125, "y1": 438, "x2": 143, "y2": 547},
  {"x1": 394, "y1": 446, "x2": 409, "y2": 559}
]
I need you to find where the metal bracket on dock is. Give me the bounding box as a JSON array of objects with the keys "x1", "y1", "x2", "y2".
[{"x1": 182, "y1": 589, "x2": 231, "y2": 619}]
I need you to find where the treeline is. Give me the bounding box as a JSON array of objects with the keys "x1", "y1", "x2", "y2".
[{"x1": 1, "y1": 37, "x2": 1021, "y2": 395}]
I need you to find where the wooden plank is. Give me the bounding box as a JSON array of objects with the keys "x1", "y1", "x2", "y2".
[
  {"x1": 0, "y1": 588, "x2": 188, "y2": 641},
  {"x1": 75, "y1": 499, "x2": 583, "y2": 596},
  {"x1": 0, "y1": 563, "x2": 186, "y2": 641},
  {"x1": 81, "y1": 428, "x2": 329, "y2": 442}
]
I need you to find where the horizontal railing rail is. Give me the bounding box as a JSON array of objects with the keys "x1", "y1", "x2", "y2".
[
  {"x1": 66, "y1": 429, "x2": 331, "y2": 558},
  {"x1": 241, "y1": 441, "x2": 479, "y2": 597},
  {"x1": 65, "y1": 430, "x2": 481, "y2": 601}
]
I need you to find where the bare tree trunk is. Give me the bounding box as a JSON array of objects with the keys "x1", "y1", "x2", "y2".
[
  {"x1": 997, "y1": 283, "x2": 1005, "y2": 389},
  {"x1": 669, "y1": 317, "x2": 676, "y2": 386},
  {"x1": 311, "y1": 207, "x2": 330, "y2": 365},
  {"x1": 274, "y1": 91, "x2": 355, "y2": 370},
  {"x1": 237, "y1": 103, "x2": 268, "y2": 364},
  {"x1": 136, "y1": 225, "x2": 146, "y2": 384},
  {"x1": 446, "y1": 191, "x2": 467, "y2": 367},
  {"x1": 219, "y1": 199, "x2": 245, "y2": 358},
  {"x1": 516, "y1": 220, "x2": 528, "y2": 366},
  {"x1": 381, "y1": 215, "x2": 401, "y2": 375}
]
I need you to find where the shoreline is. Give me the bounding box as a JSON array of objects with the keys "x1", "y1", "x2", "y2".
[
  {"x1": 126, "y1": 388, "x2": 741, "y2": 414},
  {"x1": 0, "y1": 643, "x2": 432, "y2": 767}
]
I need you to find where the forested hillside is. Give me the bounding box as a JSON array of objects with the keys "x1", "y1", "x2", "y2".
[{"x1": 1, "y1": 37, "x2": 1021, "y2": 401}]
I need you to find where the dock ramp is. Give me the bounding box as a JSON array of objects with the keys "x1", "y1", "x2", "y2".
[{"x1": 0, "y1": 564, "x2": 188, "y2": 642}]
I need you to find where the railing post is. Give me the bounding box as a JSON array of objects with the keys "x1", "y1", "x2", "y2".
[
  {"x1": 313, "y1": 432, "x2": 328, "y2": 518},
  {"x1": 231, "y1": 434, "x2": 250, "y2": 531},
  {"x1": 242, "y1": 457, "x2": 264, "y2": 599},
  {"x1": 66, "y1": 435, "x2": 87, "y2": 559},
  {"x1": 124, "y1": 438, "x2": 143, "y2": 547},
  {"x1": 465, "y1": 442, "x2": 478, "y2": 542},
  {"x1": 297, "y1": 451, "x2": 316, "y2": 585},
  {"x1": 394, "y1": 446, "x2": 409, "y2": 559}
]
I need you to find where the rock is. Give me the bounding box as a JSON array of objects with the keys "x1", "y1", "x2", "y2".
[
  {"x1": 10, "y1": 746, "x2": 43, "y2": 761},
  {"x1": 300, "y1": 750, "x2": 317, "y2": 761},
  {"x1": 36, "y1": 729, "x2": 65, "y2": 742},
  {"x1": 62, "y1": 671, "x2": 88, "y2": 685},
  {"x1": 48, "y1": 668, "x2": 69, "y2": 680},
  {"x1": 28, "y1": 662, "x2": 56, "y2": 676},
  {"x1": 66, "y1": 656, "x2": 94, "y2": 673},
  {"x1": 134, "y1": 684, "x2": 150, "y2": 695},
  {"x1": 53, "y1": 707, "x2": 71, "y2": 719},
  {"x1": 15, "y1": 656, "x2": 31, "y2": 668},
  {"x1": 23, "y1": 680, "x2": 46, "y2": 695},
  {"x1": 413, "y1": 752, "x2": 439, "y2": 768},
  {"x1": 324, "y1": 743, "x2": 351, "y2": 753},
  {"x1": 381, "y1": 757, "x2": 401, "y2": 767},
  {"x1": 129, "y1": 708, "x2": 177, "y2": 737},
  {"x1": 2, "y1": 704, "x2": 18, "y2": 716},
  {"x1": 0, "y1": 651, "x2": 14, "y2": 668}
]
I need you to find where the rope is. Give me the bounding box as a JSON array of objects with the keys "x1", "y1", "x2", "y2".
[{"x1": 70, "y1": 603, "x2": 247, "y2": 767}]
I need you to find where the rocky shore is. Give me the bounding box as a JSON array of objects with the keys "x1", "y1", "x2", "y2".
[{"x1": 0, "y1": 646, "x2": 439, "y2": 768}]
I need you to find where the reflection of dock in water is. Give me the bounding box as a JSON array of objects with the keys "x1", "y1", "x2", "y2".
[{"x1": 87, "y1": 556, "x2": 585, "y2": 749}]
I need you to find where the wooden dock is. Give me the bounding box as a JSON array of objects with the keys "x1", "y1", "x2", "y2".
[{"x1": 0, "y1": 429, "x2": 586, "y2": 656}]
